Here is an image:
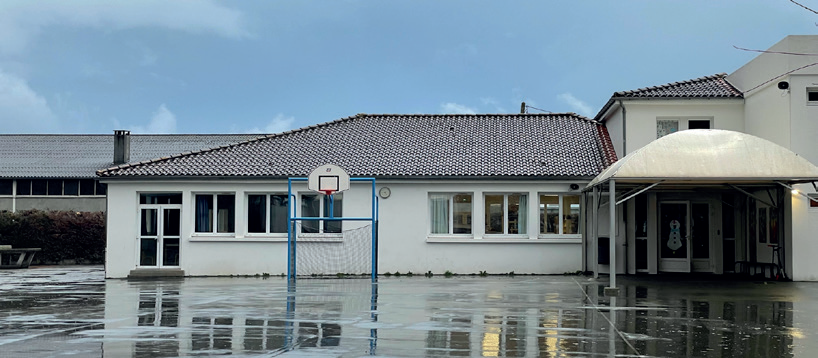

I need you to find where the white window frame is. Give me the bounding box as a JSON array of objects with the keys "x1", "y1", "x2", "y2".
[
  {"x1": 299, "y1": 192, "x2": 343, "y2": 234},
  {"x1": 657, "y1": 117, "x2": 714, "y2": 138},
  {"x1": 428, "y1": 193, "x2": 473, "y2": 236},
  {"x1": 193, "y1": 193, "x2": 236, "y2": 235},
  {"x1": 807, "y1": 87, "x2": 818, "y2": 105},
  {"x1": 483, "y1": 193, "x2": 528, "y2": 236},
  {"x1": 538, "y1": 193, "x2": 581, "y2": 238},
  {"x1": 246, "y1": 193, "x2": 289, "y2": 236}
]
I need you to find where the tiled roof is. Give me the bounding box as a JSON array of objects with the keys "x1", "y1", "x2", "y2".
[
  {"x1": 594, "y1": 73, "x2": 743, "y2": 121},
  {"x1": 98, "y1": 114, "x2": 618, "y2": 179},
  {"x1": 0, "y1": 134, "x2": 264, "y2": 178}
]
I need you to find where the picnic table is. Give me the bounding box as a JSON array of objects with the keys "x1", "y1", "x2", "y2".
[{"x1": 0, "y1": 245, "x2": 42, "y2": 269}]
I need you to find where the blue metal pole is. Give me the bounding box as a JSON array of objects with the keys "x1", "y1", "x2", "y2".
[
  {"x1": 371, "y1": 179, "x2": 377, "y2": 282},
  {"x1": 287, "y1": 178, "x2": 293, "y2": 281}
]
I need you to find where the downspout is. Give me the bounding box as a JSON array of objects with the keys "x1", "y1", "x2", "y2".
[
  {"x1": 619, "y1": 100, "x2": 627, "y2": 155},
  {"x1": 11, "y1": 179, "x2": 16, "y2": 213}
]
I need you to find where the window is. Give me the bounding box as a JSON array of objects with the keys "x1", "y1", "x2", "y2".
[
  {"x1": 808, "y1": 194, "x2": 818, "y2": 208},
  {"x1": 13, "y1": 178, "x2": 105, "y2": 196},
  {"x1": 808, "y1": 88, "x2": 818, "y2": 104},
  {"x1": 658, "y1": 117, "x2": 713, "y2": 138},
  {"x1": 248, "y1": 194, "x2": 289, "y2": 234},
  {"x1": 539, "y1": 194, "x2": 581, "y2": 236},
  {"x1": 429, "y1": 193, "x2": 472, "y2": 235},
  {"x1": 140, "y1": 193, "x2": 183, "y2": 205},
  {"x1": 688, "y1": 120, "x2": 711, "y2": 129},
  {"x1": 484, "y1": 194, "x2": 527, "y2": 235},
  {"x1": 656, "y1": 119, "x2": 679, "y2": 138},
  {"x1": 195, "y1": 194, "x2": 235, "y2": 234},
  {"x1": 300, "y1": 193, "x2": 342, "y2": 234},
  {"x1": 0, "y1": 180, "x2": 11, "y2": 195}
]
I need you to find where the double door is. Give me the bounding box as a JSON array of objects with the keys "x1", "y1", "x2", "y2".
[
  {"x1": 658, "y1": 201, "x2": 712, "y2": 272},
  {"x1": 139, "y1": 205, "x2": 181, "y2": 267}
]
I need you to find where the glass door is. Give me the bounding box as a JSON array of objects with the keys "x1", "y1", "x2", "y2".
[
  {"x1": 659, "y1": 202, "x2": 691, "y2": 272},
  {"x1": 139, "y1": 205, "x2": 181, "y2": 267}
]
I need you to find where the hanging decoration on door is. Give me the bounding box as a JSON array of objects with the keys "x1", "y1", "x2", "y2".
[{"x1": 667, "y1": 219, "x2": 683, "y2": 251}]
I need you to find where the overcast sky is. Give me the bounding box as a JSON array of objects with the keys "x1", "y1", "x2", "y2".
[{"x1": 0, "y1": 0, "x2": 815, "y2": 134}]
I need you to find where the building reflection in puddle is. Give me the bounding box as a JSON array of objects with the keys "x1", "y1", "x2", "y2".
[{"x1": 96, "y1": 277, "x2": 800, "y2": 357}]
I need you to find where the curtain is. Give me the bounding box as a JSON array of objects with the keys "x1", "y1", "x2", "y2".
[
  {"x1": 518, "y1": 195, "x2": 528, "y2": 235},
  {"x1": 430, "y1": 195, "x2": 449, "y2": 234},
  {"x1": 195, "y1": 195, "x2": 212, "y2": 233}
]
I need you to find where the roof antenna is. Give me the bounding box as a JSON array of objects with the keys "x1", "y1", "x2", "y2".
[{"x1": 520, "y1": 102, "x2": 526, "y2": 114}]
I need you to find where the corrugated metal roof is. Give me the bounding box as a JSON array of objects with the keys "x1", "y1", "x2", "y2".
[
  {"x1": 0, "y1": 134, "x2": 264, "y2": 178},
  {"x1": 98, "y1": 113, "x2": 618, "y2": 179}
]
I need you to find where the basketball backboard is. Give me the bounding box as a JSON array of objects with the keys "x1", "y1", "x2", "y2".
[{"x1": 308, "y1": 164, "x2": 351, "y2": 195}]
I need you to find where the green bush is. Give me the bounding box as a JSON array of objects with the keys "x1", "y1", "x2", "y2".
[{"x1": 0, "y1": 210, "x2": 106, "y2": 264}]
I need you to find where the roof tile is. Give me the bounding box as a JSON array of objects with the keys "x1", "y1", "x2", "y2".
[{"x1": 99, "y1": 114, "x2": 618, "y2": 179}]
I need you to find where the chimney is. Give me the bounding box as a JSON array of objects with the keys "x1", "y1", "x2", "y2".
[{"x1": 114, "y1": 130, "x2": 131, "y2": 164}]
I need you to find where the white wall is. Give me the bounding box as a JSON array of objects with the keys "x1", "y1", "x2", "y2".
[
  {"x1": 105, "y1": 179, "x2": 589, "y2": 278},
  {"x1": 620, "y1": 99, "x2": 744, "y2": 156}
]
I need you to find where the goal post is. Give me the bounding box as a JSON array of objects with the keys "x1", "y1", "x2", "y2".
[{"x1": 287, "y1": 164, "x2": 379, "y2": 282}]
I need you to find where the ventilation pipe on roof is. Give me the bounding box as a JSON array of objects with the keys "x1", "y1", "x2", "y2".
[
  {"x1": 114, "y1": 130, "x2": 131, "y2": 165},
  {"x1": 520, "y1": 102, "x2": 526, "y2": 114}
]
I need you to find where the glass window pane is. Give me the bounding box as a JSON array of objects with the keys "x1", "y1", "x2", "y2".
[
  {"x1": 429, "y1": 194, "x2": 450, "y2": 234},
  {"x1": 0, "y1": 180, "x2": 11, "y2": 195},
  {"x1": 80, "y1": 179, "x2": 95, "y2": 195},
  {"x1": 216, "y1": 194, "x2": 235, "y2": 233},
  {"x1": 47, "y1": 179, "x2": 62, "y2": 195},
  {"x1": 32, "y1": 179, "x2": 47, "y2": 195},
  {"x1": 563, "y1": 195, "x2": 580, "y2": 235},
  {"x1": 301, "y1": 194, "x2": 320, "y2": 233},
  {"x1": 540, "y1": 195, "x2": 559, "y2": 234},
  {"x1": 63, "y1": 180, "x2": 79, "y2": 195},
  {"x1": 140, "y1": 238, "x2": 157, "y2": 266},
  {"x1": 324, "y1": 193, "x2": 343, "y2": 233},
  {"x1": 509, "y1": 194, "x2": 527, "y2": 235},
  {"x1": 248, "y1": 195, "x2": 267, "y2": 233},
  {"x1": 95, "y1": 181, "x2": 107, "y2": 195},
  {"x1": 485, "y1": 195, "x2": 504, "y2": 234},
  {"x1": 16, "y1": 179, "x2": 31, "y2": 195},
  {"x1": 162, "y1": 238, "x2": 180, "y2": 266},
  {"x1": 270, "y1": 194, "x2": 288, "y2": 233},
  {"x1": 163, "y1": 208, "x2": 181, "y2": 237},
  {"x1": 195, "y1": 195, "x2": 213, "y2": 233},
  {"x1": 141, "y1": 209, "x2": 158, "y2": 236},
  {"x1": 453, "y1": 194, "x2": 472, "y2": 234},
  {"x1": 657, "y1": 119, "x2": 679, "y2": 138}
]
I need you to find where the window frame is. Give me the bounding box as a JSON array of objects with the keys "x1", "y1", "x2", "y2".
[
  {"x1": 428, "y1": 192, "x2": 474, "y2": 237},
  {"x1": 193, "y1": 193, "x2": 236, "y2": 235},
  {"x1": 807, "y1": 87, "x2": 818, "y2": 105},
  {"x1": 483, "y1": 193, "x2": 528, "y2": 236},
  {"x1": 10, "y1": 178, "x2": 107, "y2": 196},
  {"x1": 656, "y1": 117, "x2": 714, "y2": 138},
  {"x1": 299, "y1": 192, "x2": 344, "y2": 235},
  {"x1": 538, "y1": 193, "x2": 582, "y2": 238},
  {"x1": 246, "y1": 193, "x2": 290, "y2": 236}
]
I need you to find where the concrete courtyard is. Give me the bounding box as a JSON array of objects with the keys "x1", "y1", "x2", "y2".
[{"x1": 1, "y1": 266, "x2": 816, "y2": 357}]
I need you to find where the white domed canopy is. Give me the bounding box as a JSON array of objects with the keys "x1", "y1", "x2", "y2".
[{"x1": 587, "y1": 129, "x2": 818, "y2": 188}]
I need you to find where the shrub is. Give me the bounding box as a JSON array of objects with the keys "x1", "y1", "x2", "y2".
[{"x1": 0, "y1": 210, "x2": 106, "y2": 264}]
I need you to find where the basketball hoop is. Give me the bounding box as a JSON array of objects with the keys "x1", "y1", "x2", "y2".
[{"x1": 308, "y1": 164, "x2": 350, "y2": 195}]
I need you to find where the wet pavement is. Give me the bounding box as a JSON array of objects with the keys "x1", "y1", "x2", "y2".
[{"x1": 1, "y1": 267, "x2": 818, "y2": 357}]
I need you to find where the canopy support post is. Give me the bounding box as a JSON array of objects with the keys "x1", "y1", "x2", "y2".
[{"x1": 605, "y1": 180, "x2": 619, "y2": 296}]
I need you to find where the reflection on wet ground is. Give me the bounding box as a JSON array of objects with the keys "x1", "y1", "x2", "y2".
[{"x1": 2, "y1": 267, "x2": 818, "y2": 357}]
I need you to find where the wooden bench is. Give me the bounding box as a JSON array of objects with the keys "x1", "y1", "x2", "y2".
[
  {"x1": 0, "y1": 245, "x2": 42, "y2": 269},
  {"x1": 735, "y1": 261, "x2": 780, "y2": 280}
]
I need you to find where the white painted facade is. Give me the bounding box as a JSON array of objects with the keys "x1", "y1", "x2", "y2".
[
  {"x1": 104, "y1": 179, "x2": 588, "y2": 278},
  {"x1": 591, "y1": 35, "x2": 818, "y2": 281}
]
